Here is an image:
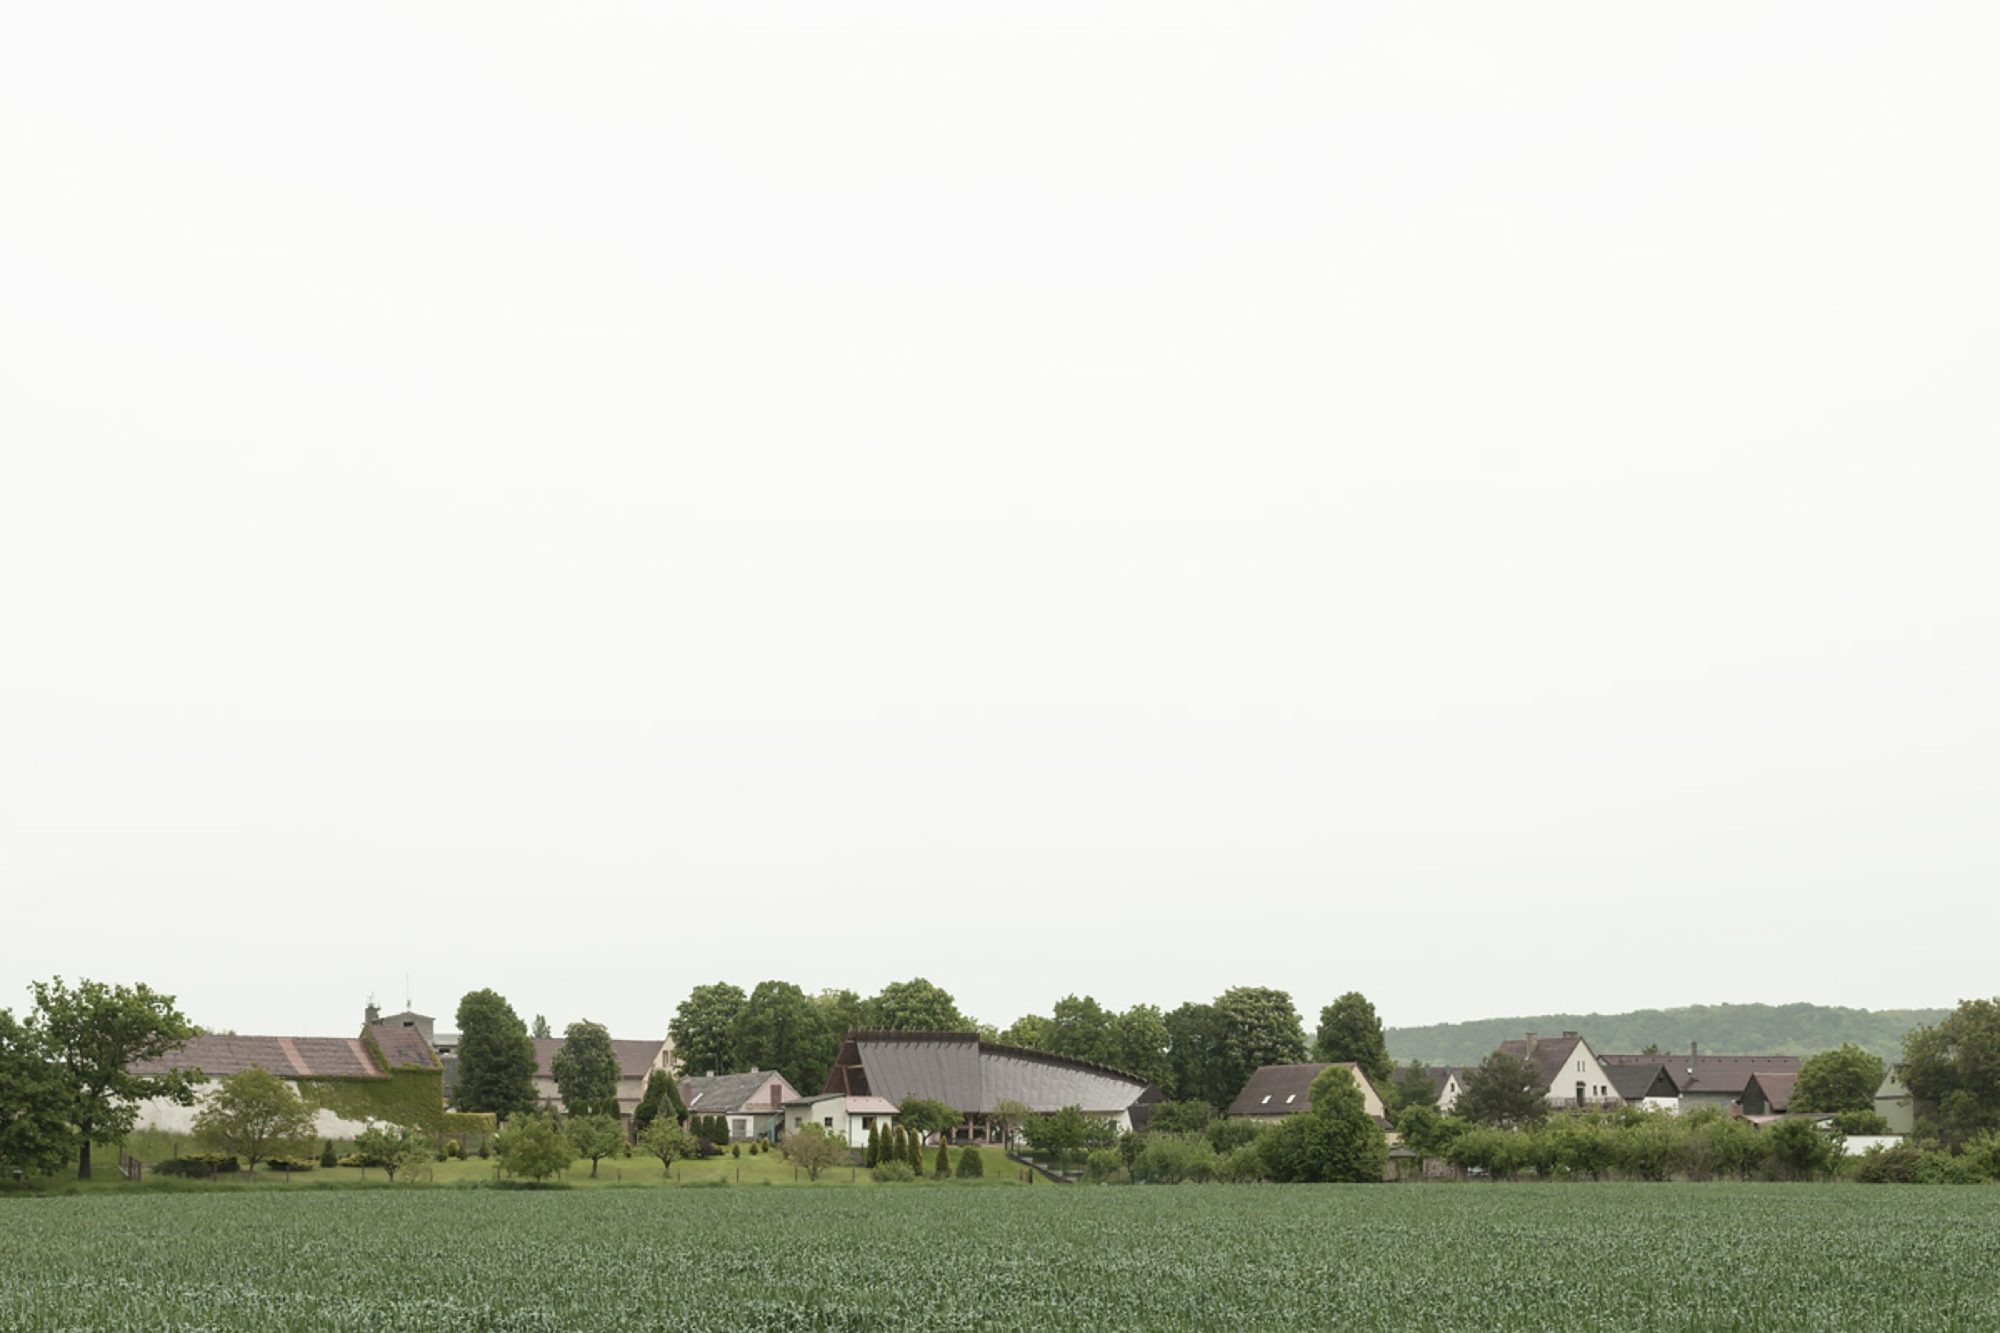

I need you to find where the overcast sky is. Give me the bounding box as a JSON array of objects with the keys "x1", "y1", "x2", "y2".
[{"x1": 3, "y1": 2, "x2": 1995, "y2": 1044}]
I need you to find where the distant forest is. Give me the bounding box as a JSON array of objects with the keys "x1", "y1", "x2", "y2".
[{"x1": 1386, "y1": 1003, "x2": 1949, "y2": 1066}]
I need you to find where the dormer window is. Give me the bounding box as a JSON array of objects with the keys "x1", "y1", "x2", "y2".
[
  {"x1": 1261, "y1": 1095, "x2": 1272, "y2": 1104},
  {"x1": 1285, "y1": 1094, "x2": 1296, "y2": 1104}
]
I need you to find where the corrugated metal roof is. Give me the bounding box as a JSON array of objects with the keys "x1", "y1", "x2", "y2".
[{"x1": 836, "y1": 1032, "x2": 1156, "y2": 1115}]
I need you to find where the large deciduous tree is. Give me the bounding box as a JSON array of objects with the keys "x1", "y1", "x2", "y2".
[
  {"x1": 1791, "y1": 1043, "x2": 1887, "y2": 1115},
  {"x1": 1047, "y1": 995, "x2": 1117, "y2": 1067},
  {"x1": 1257, "y1": 1065, "x2": 1388, "y2": 1183},
  {"x1": 732, "y1": 981, "x2": 833, "y2": 1096},
  {"x1": 670, "y1": 982, "x2": 747, "y2": 1077},
  {"x1": 453, "y1": 989, "x2": 539, "y2": 1121},
  {"x1": 191, "y1": 1066, "x2": 318, "y2": 1173},
  {"x1": 1214, "y1": 986, "x2": 1308, "y2": 1100},
  {"x1": 1902, "y1": 997, "x2": 2000, "y2": 1147},
  {"x1": 1455, "y1": 1050, "x2": 1549, "y2": 1128},
  {"x1": 549, "y1": 1020, "x2": 621, "y2": 1118},
  {"x1": 1312, "y1": 992, "x2": 1393, "y2": 1086},
  {"x1": 30, "y1": 977, "x2": 198, "y2": 1179},
  {"x1": 1111, "y1": 1004, "x2": 1174, "y2": 1092},
  {"x1": 1164, "y1": 1001, "x2": 1231, "y2": 1106},
  {"x1": 0, "y1": 1008, "x2": 72, "y2": 1176},
  {"x1": 866, "y1": 978, "x2": 966, "y2": 1032}
]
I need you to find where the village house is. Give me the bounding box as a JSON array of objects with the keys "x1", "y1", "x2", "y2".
[
  {"x1": 819, "y1": 1031, "x2": 1161, "y2": 1143},
  {"x1": 1738, "y1": 1071, "x2": 1797, "y2": 1117},
  {"x1": 1599, "y1": 1046, "x2": 1803, "y2": 1114},
  {"x1": 1429, "y1": 1066, "x2": 1465, "y2": 1114},
  {"x1": 680, "y1": 1070, "x2": 801, "y2": 1142},
  {"x1": 781, "y1": 1091, "x2": 901, "y2": 1148},
  {"x1": 1874, "y1": 1068, "x2": 1915, "y2": 1134},
  {"x1": 1225, "y1": 1063, "x2": 1390, "y2": 1128},
  {"x1": 1496, "y1": 1032, "x2": 1621, "y2": 1109}
]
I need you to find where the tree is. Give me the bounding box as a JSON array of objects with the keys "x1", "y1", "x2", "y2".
[
  {"x1": 0, "y1": 1008, "x2": 71, "y2": 1177},
  {"x1": 814, "y1": 988, "x2": 867, "y2": 1039},
  {"x1": 905, "y1": 1125, "x2": 923, "y2": 1174},
  {"x1": 1022, "y1": 1105, "x2": 1089, "y2": 1168},
  {"x1": 670, "y1": 983, "x2": 747, "y2": 1078},
  {"x1": 549, "y1": 1020, "x2": 621, "y2": 1118},
  {"x1": 988, "y1": 1098, "x2": 1032, "y2": 1149},
  {"x1": 1902, "y1": 998, "x2": 2000, "y2": 1147},
  {"x1": 1214, "y1": 986, "x2": 1308, "y2": 1100},
  {"x1": 1145, "y1": 1100, "x2": 1217, "y2": 1136},
  {"x1": 894, "y1": 1097, "x2": 964, "y2": 1144},
  {"x1": 638, "y1": 1116, "x2": 694, "y2": 1173},
  {"x1": 1792, "y1": 1044, "x2": 1887, "y2": 1115},
  {"x1": 782, "y1": 1123, "x2": 849, "y2": 1181},
  {"x1": 1165, "y1": 1002, "x2": 1231, "y2": 1106},
  {"x1": 1000, "y1": 1014, "x2": 1054, "y2": 1050},
  {"x1": 531, "y1": 1015, "x2": 552, "y2": 1040},
  {"x1": 30, "y1": 977, "x2": 198, "y2": 1179},
  {"x1": 352, "y1": 1122, "x2": 431, "y2": 1183},
  {"x1": 453, "y1": 989, "x2": 538, "y2": 1121},
  {"x1": 1455, "y1": 1050, "x2": 1549, "y2": 1128},
  {"x1": 1765, "y1": 1117, "x2": 1842, "y2": 1180},
  {"x1": 864, "y1": 1121, "x2": 880, "y2": 1167},
  {"x1": 1387, "y1": 1060, "x2": 1440, "y2": 1116},
  {"x1": 565, "y1": 1113, "x2": 625, "y2": 1177},
  {"x1": 934, "y1": 1140, "x2": 951, "y2": 1176},
  {"x1": 732, "y1": 981, "x2": 832, "y2": 1096},
  {"x1": 1111, "y1": 1004, "x2": 1174, "y2": 1091},
  {"x1": 1390, "y1": 1104, "x2": 1462, "y2": 1159},
  {"x1": 493, "y1": 1111, "x2": 572, "y2": 1182},
  {"x1": 866, "y1": 978, "x2": 966, "y2": 1032},
  {"x1": 191, "y1": 1066, "x2": 318, "y2": 1174},
  {"x1": 632, "y1": 1068, "x2": 682, "y2": 1133},
  {"x1": 1312, "y1": 992, "x2": 1393, "y2": 1086},
  {"x1": 1257, "y1": 1065, "x2": 1388, "y2": 1183},
  {"x1": 955, "y1": 1142, "x2": 985, "y2": 1177},
  {"x1": 1047, "y1": 995, "x2": 1117, "y2": 1067}
]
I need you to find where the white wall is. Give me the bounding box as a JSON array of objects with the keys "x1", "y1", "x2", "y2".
[{"x1": 130, "y1": 1089, "x2": 373, "y2": 1140}]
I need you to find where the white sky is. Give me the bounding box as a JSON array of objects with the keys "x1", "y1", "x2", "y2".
[{"x1": 3, "y1": 2, "x2": 1995, "y2": 1043}]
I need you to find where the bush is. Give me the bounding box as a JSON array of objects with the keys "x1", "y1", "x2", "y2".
[
  {"x1": 1216, "y1": 1141, "x2": 1269, "y2": 1182},
  {"x1": 1830, "y1": 1109, "x2": 1891, "y2": 1136},
  {"x1": 1083, "y1": 1149, "x2": 1124, "y2": 1183},
  {"x1": 934, "y1": 1142, "x2": 951, "y2": 1177},
  {"x1": 154, "y1": 1154, "x2": 240, "y2": 1178},
  {"x1": 955, "y1": 1146, "x2": 984, "y2": 1178},
  {"x1": 318, "y1": 1141, "x2": 338, "y2": 1168},
  {"x1": 871, "y1": 1160, "x2": 915, "y2": 1183},
  {"x1": 265, "y1": 1157, "x2": 316, "y2": 1173},
  {"x1": 731, "y1": 1143, "x2": 741, "y2": 1158},
  {"x1": 1206, "y1": 1119, "x2": 1266, "y2": 1155},
  {"x1": 1132, "y1": 1134, "x2": 1219, "y2": 1184},
  {"x1": 443, "y1": 1138, "x2": 463, "y2": 1159},
  {"x1": 1855, "y1": 1144, "x2": 1923, "y2": 1183},
  {"x1": 1913, "y1": 1151, "x2": 1985, "y2": 1185}
]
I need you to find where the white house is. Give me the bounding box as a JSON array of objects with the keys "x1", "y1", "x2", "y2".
[
  {"x1": 782, "y1": 1092, "x2": 900, "y2": 1148},
  {"x1": 1495, "y1": 1033, "x2": 1620, "y2": 1109}
]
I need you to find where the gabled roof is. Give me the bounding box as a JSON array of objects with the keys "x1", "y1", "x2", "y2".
[
  {"x1": 681, "y1": 1069, "x2": 798, "y2": 1114},
  {"x1": 1743, "y1": 1071, "x2": 1797, "y2": 1113},
  {"x1": 133, "y1": 1034, "x2": 384, "y2": 1081},
  {"x1": 1605, "y1": 1062, "x2": 1678, "y2": 1101},
  {"x1": 532, "y1": 1037, "x2": 668, "y2": 1080},
  {"x1": 373, "y1": 1024, "x2": 440, "y2": 1071},
  {"x1": 821, "y1": 1032, "x2": 1159, "y2": 1116},
  {"x1": 1225, "y1": 1063, "x2": 1384, "y2": 1122},
  {"x1": 1496, "y1": 1034, "x2": 1591, "y2": 1092},
  {"x1": 1599, "y1": 1053, "x2": 1803, "y2": 1097}
]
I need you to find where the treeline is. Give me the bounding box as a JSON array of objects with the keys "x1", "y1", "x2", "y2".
[{"x1": 1388, "y1": 1003, "x2": 1948, "y2": 1065}]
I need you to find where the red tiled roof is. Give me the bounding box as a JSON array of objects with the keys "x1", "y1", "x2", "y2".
[{"x1": 132, "y1": 1034, "x2": 383, "y2": 1080}]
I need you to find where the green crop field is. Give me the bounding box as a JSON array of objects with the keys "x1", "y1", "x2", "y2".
[{"x1": 2, "y1": 1184, "x2": 1995, "y2": 1331}]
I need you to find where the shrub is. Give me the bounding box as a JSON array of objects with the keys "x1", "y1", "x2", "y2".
[
  {"x1": 1912, "y1": 1151, "x2": 1984, "y2": 1185},
  {"x1": 1132, "y1": 1135, "x2": 1219, "y2": 1185},
  {"x1": 731, "y1": 1143, "x2": 741, "y2": 1158},
  {"x1": 871, "y1": 1160, "x2": 914, "y2": 1183},
  {"x1": 934, "y1": 1142, "x2": 950, "y2": 1177},
  {"x1": 1083, "y1": 1149, "x2": 1124, "y2": 1183},
  {"x1": 1830, "y1": 1109, "x2": 1891, "y2": 1136},
  {"x1": 154, "y1": 1153, "x2": 241, "y2": 1177},
  {"x1": 955, "y1": 1145, "x2": 984, "y2": 1178},
  {"x1": 444, "y1": 1138, "x2": 462, "y2": 1159},
  {"x1": 265, "y1": 1157, "x2": 316, "y2": 1173},
  {"x1": 1855, "y1": 1144, "x2": 1923, "y2": 1183},
  {"x1": 1206, "y1": 1118, "x2": 1266, "y2": 1155},
  {"x1": 318, "y1": 1141, "x2": 338, "y2": 1168},
  {"x1": 1216, "y1": 1141, "x2": 1269, "y2": 1182}
]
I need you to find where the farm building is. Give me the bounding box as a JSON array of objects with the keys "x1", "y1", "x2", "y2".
[
  {"x1": 781, "y1": 1091, "x2": 900, "y2": 1148},
  {"x1": 819, "y1": 1031, "x2": 1162, "y2": 1142},
  {"x1": 1874, "y1": 1068, "x2": 1915, "y2": 1134},
  {"x1": 1739, "y1": 1071, "x2": 1797, "y2": 1117},
  {"x1": 1605, "y1": 1061, "x2": 1682, "y2": 1110},
  {"x1": 1225, "y1": 1063, "x2": 1389, "y2": 1128},
  {"x1": 128, "y1": 1008, "x2": 456, "y2": 1139},
  {"x1": 680, "y1": 1070, "x2": 801, "y2": 1142},
  {"x1": 1599, "y1": 1047, "x2": 1803, "y2": 1114}
]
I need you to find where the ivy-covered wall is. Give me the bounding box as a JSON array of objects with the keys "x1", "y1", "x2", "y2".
[{"x1": 293, "y1": 1028, "x2": 497, "y2": 1140}]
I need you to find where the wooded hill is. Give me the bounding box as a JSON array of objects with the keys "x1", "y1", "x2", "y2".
[{"x1": 1386, "y1": 1003, "x2": 1948, "y2": 1066}]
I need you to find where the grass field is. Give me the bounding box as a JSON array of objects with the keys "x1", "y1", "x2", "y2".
[{"x1": 2, "y1": 1184, "x2": 1996, "y2": 1331}]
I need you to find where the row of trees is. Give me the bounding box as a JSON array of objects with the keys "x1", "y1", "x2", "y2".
[
  {"x1": 668, "y1": 978, "x2": 966, "y2": 1095},
  {"x1": 453, "y1": 989, "x2": 631, "y2": 1123}
]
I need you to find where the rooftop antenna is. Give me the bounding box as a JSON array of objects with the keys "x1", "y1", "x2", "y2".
[{"x1": 405, "y1": 975, "x2": 412, "y2": 1011}]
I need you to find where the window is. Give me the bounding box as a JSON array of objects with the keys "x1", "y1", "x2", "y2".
[
  {"x1": 731, "y1": 1118, "x2": 746, "y2": 1137},
  {"x1": 823, "y1": 1117, "x2": 834, "y2": 1129},
  {"x1": 861, "y1": 1116, "x2": 875, "y2": 1129},
  {"x1": 1284, "y1": 1094, "x2": 1296, "y2": 1104},
  {"x1": 1577, "y1": 1060, "x2": 1585, "y2": 1072},
  {"x1": 1260, "y1": 1095, "x2": 1272, "y2": 1104}
]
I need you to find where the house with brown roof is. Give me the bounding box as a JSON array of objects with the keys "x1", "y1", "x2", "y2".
[
  {"x1": 820, "y1": 1032, "x2": 1162, "y2": 1143},
  {"x1": 681, "y1": 1070, "x2": 801, "y2": 1142},
  {"x1": 530, "y1": 1035, "x2": 674, "y2": 1125},
  {"x1": 1494, "y1": 1032, "x2": 1621, "y2": 1109},
  {"x1": 783, "y1": 1091, "x2": 900, "y2": 1148},
  {"x1": 1599, "y1": 1047, "x2": 1803, "y2": 1114},
  {"x1": 1226, "y1": 1064, "x2": 1389, "y2": 1128},
  {"x1": 1739, "y1": 1071, "x2": 1797, "y2": 1117},
  {"x1": 129, "y1": 1006, "x2": 449, "y2": 1138}
]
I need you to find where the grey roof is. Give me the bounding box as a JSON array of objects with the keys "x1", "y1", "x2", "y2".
[
  {"x1": 680, "y1": 1069, "x2": 797, "y2": 1114},
  {"x1": 826, "y1": 1032, "x2": 1158, "y2": 1115},
  {"x1": 1605, "y1": 1062, "x2": 1678, "y2": 1101},
  {"x1": 1227, "y1": 1063, "x2": 1362, "y2": 1117},
  {"x1": 1496, "y1": 1034, "x2": 1590, "y2": 1093}
]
